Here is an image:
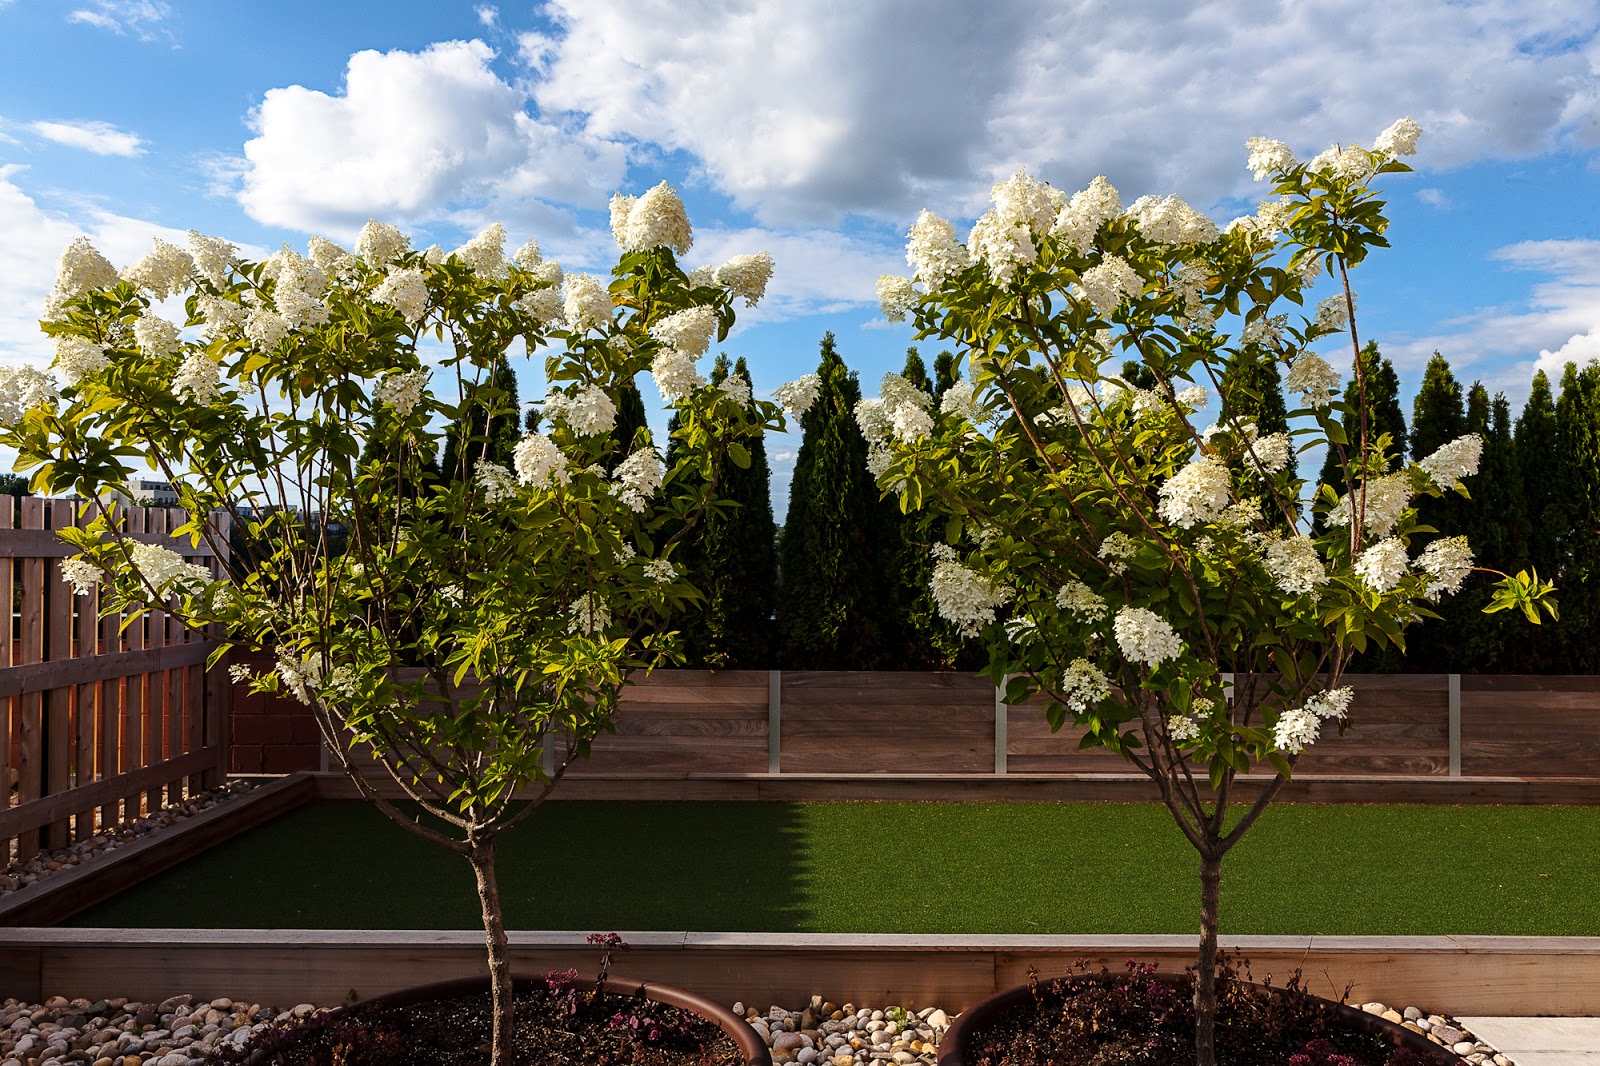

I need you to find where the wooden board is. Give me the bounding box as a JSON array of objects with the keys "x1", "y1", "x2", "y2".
[{"x1": 779, "y1": 672, "x2": 995, "y2": 774}]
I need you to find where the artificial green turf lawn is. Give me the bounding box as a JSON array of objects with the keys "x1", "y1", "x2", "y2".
[{"x1": 63, "y1": 800, "x2": 1600, "y2": 935}]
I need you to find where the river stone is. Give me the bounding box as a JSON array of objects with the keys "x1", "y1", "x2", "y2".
[
  {"x1": 773, "y1": 1032, "x2": 807, "y2": 1050},
  {"x1": 1433, "y1": 1026, "x2": 1465, "y2": 1045}
]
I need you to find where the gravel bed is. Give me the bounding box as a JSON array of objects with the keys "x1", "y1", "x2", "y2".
[
  {"x1": 0, "y1": 781, "x2": 258, "y2": 898},
  {"x1": 0, "y1": 992, "x2": 1515, "y2": 1066}
]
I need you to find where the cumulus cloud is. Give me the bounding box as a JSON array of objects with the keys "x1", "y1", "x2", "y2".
[
  {"x1": 528, "y1": 0, "x2": 1600, "y2": 223},
  {"x1": 229, "y1": 40, "x2": 627, "y2": 239},
  {"x1": 67, "y1": 0, "x2": 173, "y2": 41},
  {"x1": 29, "y1": 119, "x2": 145, "y2": 157},
  {"x1": 683, "y1": 227, "x2": 905, "y2": 325}
]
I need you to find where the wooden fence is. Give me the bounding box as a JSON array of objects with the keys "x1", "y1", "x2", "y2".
[{"x1": 1, "y1": 498, "x2": 231, "y2": 867}]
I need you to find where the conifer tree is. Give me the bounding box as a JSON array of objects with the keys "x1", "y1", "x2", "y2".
[
  {"x1": 1219, "y1": 345, "x2": 1297, "y2": 515},
  {"x1": 1554, "y1": 362, "x2": 1600, "y2": 673},
  {"x1": 932, "y1": 351, "x2": 960, "y2": 406},
  {"x1": 1511, "y1": 371, "x2": 1562, "y2": 671},
  {"x1": 778, "y1": 332, "x2": 894, "y2": 668},
  {"x1": 1403, "y1": 353, "x2": 1468, "y2": 671},
  {"x1": 1316, "y1": 342, "x2": 1408, "y2": 492},
  {"x1": 605, "y1": 377, "x2": 651, "y2": 473},
  {"x1": 441, "y1": 355, "x2": 520, "y2": 483}
]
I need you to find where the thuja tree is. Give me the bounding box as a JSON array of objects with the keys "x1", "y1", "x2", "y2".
[
  {"x1": 1555, "y1": 361, "x2": 1600, "y2": 672},
  {"x1": 869, "y1": 120, "x2": 1554, "y2": 1066},
  {"x1": 1511, "y1": 371, "x2": 1561, "y2": 670},
  {"x1": 3, "y1": 186, "x2": 807, "y2": 1066},
  {"x1": 1314, "y1": 341, "x2": 1407, "y2": 505},
  {"x1": 440, "y1": 352, "x2": 521, "y2": 483}
]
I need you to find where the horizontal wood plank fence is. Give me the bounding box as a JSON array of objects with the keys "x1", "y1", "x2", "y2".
[
  {"x1": 2, "y1": 498, "x2": 231, "y2": 868},
  {"x1": 320, "y1": 669, "x2": 1600, "y2": 787}
]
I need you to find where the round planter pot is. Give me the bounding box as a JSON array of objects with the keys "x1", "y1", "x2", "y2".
[
  {"x1": 937, "y1": 972, "x2": 1466, "y2": 1066},
  {"x1": 248, "y1": 973, "x2": 771, "y2": 1066}
]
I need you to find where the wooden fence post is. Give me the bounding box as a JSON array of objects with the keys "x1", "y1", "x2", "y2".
[
  {"x1": 767, "y1": 670, "x2": 781, "y2": 774},
  {"x1": 16, "y1": 497, "x2": 45, "y2": 861},
  {"x1": 0, "y1": 495, "x2": 13, "y2": 867}
]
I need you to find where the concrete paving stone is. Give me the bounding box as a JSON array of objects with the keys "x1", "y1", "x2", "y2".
[{"x1": 1459, "y1": 1017, "x2": 1600, "y2": 1054}]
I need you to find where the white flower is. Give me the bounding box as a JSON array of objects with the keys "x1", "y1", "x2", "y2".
[
  {"x1": 0, "y1": 365, "x2": 60, "y2": 426},
  {"x1": 686, "y1": 264, "x2": 717, "y2": 288},
  {"x1": 619, "y1": 181, "x2": 693, "y2": 255},
  {"x1": 516, "y1": 286, "x2": 565, "y2": 328},
  {"x1": 929, "y1": 544, "x2": 1009, "y2": 638},
  {"x1": 1158, "y1": 455, "x2": 1233, "y2": 528},
  {"x1": 568, "y1": 594, "x2": 612, "y2": 635},
  {"x1": 609, "y1": 193, "x2": 637, "y2": 247},
  {"x1": 967, "y1": 210, "x2": 1036, "y2": 286},
  {"x1": 1127, "y1": 194, "x2": 1219, "y2": 245},
  {"x1": 274, "y1": 649, "x2": 321, "y2": 706},
  {"x1": 1097, "y1": 531, "x2": 1138, "y2": 574},
  {"x1": 1272, "y1": 706, "x2": 1320, "y2": 755},
  {"x1": 197, "y1": 296, "x2": 247, "y2": 340},
  {"x1": 1354, "y1": 537, "x2": 1410, "y2": 592},
  {"x1": 244, "y1": 308, "x2": 290, "y2": 350},
  {"x1": 1327, "y1": 472, "x2": 1412, "y2": 537},
  {"x1": 122, "y1": 238, "x2": 195, "y2": 299},
  {"x1": 452, "y1": 222, "x2": 507, "y2": 278},
  {"x1": 1167, "y1": 714, "x2": 1201, "y2": 743},
  {"x1": 1059, "y1": 658, "x2": 1110, "y2": 714},
  {"x1": 54, "y1": 236, "x2": 119, "y2": 297},
  {"x1": 1305, "y1": 686, "x2": 1354, "y2": 720},
  {"x1": 1418, "y1": 434, "x2": 1483, "y2": 490},
  {"x1": 513, "y1": 432, "x2": 570, "y2": 489},
  {"x1": 1247, "y1": 432, "x2": 1292, "y2": 476},
  {"x1": 306, "y1": 236, "x2": 348, "y2": 271},
  {"x1": 372, "y1": 368, "x2": 429, "y2": 417},
  {"x1": 133, "y1": 313, "x2": 183, "y2": 358},
  {"x1": 991, "y1": 169, "x2": 1063, "y2": 235},
  {"x1": 1051, "y1": 176, "x2": 1122, "y2": 253},
  {"x1": 644, "y1": 558, "x2": 677, "y2": 583},
  {"x1": 878, "y1": 274, "x2": 918, "y2": 321},
  {"x1": 1175, "y1": 386, "x2": 1208, "y2": 411},
  {"x1": 1285, "y1": 351, "x2": 1340, "y2": 407},
  {"x1": 228, "y1": 663, "x2": 254, "y2": 684},
  {"x1": 773, "y1": 374, "x2": 821, "y2": 418},
  {"x1": 1314, "y1": 293, "x2": 1353, "y2": 331},
  {"x1": 476, "y1": 461, "x2": 518, "y2": 503},
  {"x1": 128, "y1": 541, "x2": 211, "y2": 597},
  {"x1": 906, "y1": 211, "x2": 972, "y2": 289},
  {"x1": 1374, "y1": 117, "x2": 1422, "y2": 158},
  {"x1": 1113, "y1": 606, "x2": 1184, "y2": 665},
  {"x1": 372, "y1": 268, "x2": 430, "y2": 326},
  {"x1": 652, "y1": 351, "x2": 704, "y2": 403},
  {"x1": 1263, "y1": 536, "x2": 1327, "y2": 596},
  {"x1": 649, "y1": 305, "x2": 717, "y2": 358},
  {"x1": 714, "y1": 252, "x2": 774, "y2": 306},
  {"x1": 1245, "y1": 137, "x2": 1298, "y2": 180},
  {"x1": 1078, "y1": 255, "x2": 1144, "y2": 317},
  {"x1": 52, "y1": 336, "x2": 109, "y2": 386},
  {"x1": 1241, "y1": 314, "x2": 1288, "y2": 352},
  {"x1": 356, "y1": 220, "x2": 410, "y2": 265},
  {"x1": 719, "y1": 374, "x2": 752, "y2": 408},
  {"x1": 1055, "y1": 579, "x2": 1108, "y2": 621},
  {"x1": 1417, "y1": 535, "x2": 1474, "y2": 599},
  {"x1": 1308, "y1": 144, "x2": 1374, "y2": 182},
  {"x1": 188, "y1": 231, "x2": 238, "y2": 287},
  {"x1": 1255, "y1": 199, "x2": 1297, "y2": 239},
  {"x1": 878, "y1": 373, "x2": 934, "y2": 444},
  {"x1": 172, "y1": 352, "x2": 222, "y2": 406},
  {"x1": 546, "y1": 384, "x2": 617, "y2": 437},
  {"x1": 563, "y1": 274, "x2": 616, "y2": 333},
  {"x1": 60, "y1": 557, "x2": 102, "y2": 596},
  {"x1": 512, "y1": 237, "x2": 542, "y2": 269},
  {"x1": 612, "y1": 447, "x2": 665, "y2": 512},
  {"x1": 940, "y1": 379, "x2": 980, "y2": 422}
]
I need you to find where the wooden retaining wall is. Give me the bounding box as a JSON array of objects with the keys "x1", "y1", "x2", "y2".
[{"x1": 1, "y1": 499, "x2": 230, "y2": 867}]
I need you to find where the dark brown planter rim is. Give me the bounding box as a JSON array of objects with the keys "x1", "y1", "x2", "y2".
[
  {"x1": 273, "y1": 972, "x2": 771, "y2": 1066},
  {"x1": 936, "y1": 970, "x2": 1467, "y2": 1066}
]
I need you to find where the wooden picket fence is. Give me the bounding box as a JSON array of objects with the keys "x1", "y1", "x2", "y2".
[{"x1": 0, "y1": 497, "x2": 231, "y2": 867}]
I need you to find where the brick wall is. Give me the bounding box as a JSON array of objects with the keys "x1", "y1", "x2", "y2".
[{"x1": 228, "y1": 651, "x2": 321, "y2": 775}]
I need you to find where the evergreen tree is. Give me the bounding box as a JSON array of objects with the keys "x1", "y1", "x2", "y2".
[
  {"x1": 1219, "y1": 345, "x2": 1297, "y2": 525},
  {"x1": 1316, "y1": 342, "x2": 1408, "y2": 494},
  {"x1": 441, "y1": 356, "x2": 520, "y2": 483},
  {"x1": 778, "y1": 332, "x2": 896, "y2": 668},
  {"x1": 932, "y1": 351, "x2": 960, "y2": 406},
  {"x1": 0, "y1": 474, "x2": 31, "y2": 498},
  {"x1": 1402, "y1": 353, "x2": 1467, "y2": 671},
  {"x1": 605, "y1": 377, "x2": 650, "y2": 473},
  {"x1": 1510, "y1": 371, "x2": 1562, "y2": 671},
  {"x1": 1554, "y1": 362, "x2": 1600, "y2": 673},
  {"x1": 1121, "y1": 360, "x2": 1157, "y2": 390}
]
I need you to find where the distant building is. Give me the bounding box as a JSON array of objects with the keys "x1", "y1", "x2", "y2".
[{"x1": 101, "y1": 477, "x2": 181, "y2": 507}]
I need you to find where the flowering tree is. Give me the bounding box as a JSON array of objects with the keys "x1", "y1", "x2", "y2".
[
  {"x1": 865, "y1": 121, "x2": 1555, "y2": 1065},
  {"x1": 1, "y1": 184, "x2": 814, "y2": 1066}
]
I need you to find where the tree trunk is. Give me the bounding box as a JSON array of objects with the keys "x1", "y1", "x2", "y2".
[
  {"x1": 1194, "y1": 849, "x2": 1223, "y2": 1066},
  {"x1": 467, "y1": 833, "x2": 516, "y2": 1066}
]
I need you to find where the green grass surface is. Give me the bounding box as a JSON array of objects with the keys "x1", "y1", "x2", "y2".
[{"x1": 64, "y1": 800, "x2": 1600, "y2": 935}]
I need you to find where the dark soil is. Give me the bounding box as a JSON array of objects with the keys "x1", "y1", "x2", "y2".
[
  {"x1": 962, "y1": 963, "x2": 1454, "y2": 1066},
  {"x1": 206, "y1": 983, "x2": 745, "y2": 1066}
]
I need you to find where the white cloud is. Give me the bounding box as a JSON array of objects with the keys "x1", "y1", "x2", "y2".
[
  {"x1": 230, "y1": 40, "x2": 627, "y2": 239},
  {"x1": 528, "y1": 0, "x2": 1600, "y2": 224},
  {"x1": 476, "y1": 4, "x2": 498, "y2": 28},
  {"x1": 29, "y1": 119, "x2": 145, "y2": 157},
  {"x1": 1416, "y1": 188, "x2": 1450, "y2": 208},
  {"x1": 683, "y1": 227, "x2": 904, "y2": 325},
  {"x1": 67, "y1": 1, "x2": 173, "y2": 41}
]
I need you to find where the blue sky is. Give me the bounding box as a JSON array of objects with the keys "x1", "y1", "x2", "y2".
[{"x1": 2, "y1": 0, "x2": 1598, "y2": 517}]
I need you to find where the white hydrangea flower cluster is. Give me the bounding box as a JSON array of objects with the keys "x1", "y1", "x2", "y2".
[
  {"x1": 940, "y1": 379, "x2": 980, "y2": 423},
  {"x1": 197, "y1": 295, "x2": 247, "y2": 341},
  {"x1": 512, "y1": 238, "x2": 542, "y2": 269},
  {"x1": 513, "y1": 433, "x2": 570, "y2": 489},
  {"x1": 1418, "y1": 434, "x2": 1483, "y2": 490},
  {"x1": 0, "y1": 366, "x2": 60, "y2": 427},
  {"x1": 122, "y1": 238, "x2": 195, "y2": 299},
  {"x1": 1308, "y1": 144, "x2": 1374, "y2": 183},
  {"x1": 1272, "y1": 706, "x2": 1320, "y2": 755},
  {"x1": 1051, "y1": 176, "x2": 1122, "y2": 253},
  {"x1": 1097, "y1": 531, "x2": 1138, "y2": 574},
  {"x1": 1157, "y1": 455, "x2": 1233, "y2": 528},
  {"x1": 188, "y1": 231, "x2": 239, "y2": 287},
  {"x1": 644, "y1": 558, "x2": 677, "y2": 583},
  {"x1": 274, "y1": 649, "x2": 325, "y2": 706},
  {"x1": 475, "y1": 462, "x2": 518, "y2": 503},
  {"x1": 719, "y1": 374, "x2": 752, "y2": 408},
  {"x1": 1254, "y1": 199, "x2": 1297, "y2": 240},
  {"x1": 49, "y1": 237, "x2": 119, "y2": 316},
  {"x1": 1374, "y1": 117, "x2": 1421, "y2": 158},
  {"x1": 1077, "y1": 255, "x2": 1144, "y2": 317},
  {"x1": 713, "y1": 252, "x2": 774, "y2": 306},
  {"x1": 1245, "y1": 137, "x2": 1298, "y2": 180},
  {"x1": 563, "y1": 274, "x2": 616, "y2": 333},
  {"x1": 906, "y1": 211, "x2": 972, "y2": 289},
  {"x1": 1327, "y1": 472, "x2": 1412, "y2": 537},
  {"x1": 1417, "y1": 535, "x2": 1474, "y2": 599},
  {"x1": 1167, "y1": 714, "x2": 1201, "y2": 743},
  {"x1": 129, "y1": 542, "x2": 212, "y2": 596},
  {"x1": 545, "y1": 384, "x2": 617, "y2": 437},
  {"x1": 1170, "y1": 261, "x2": 1217, "y2": 329},
  {"x1": 1354, "y1": 537, "x2": 1410, "y2": 592},
  {"x1": 929, "y1": 544, "x2": 1010, "y2": 638},
  {"x1": 877, "y1": 274, "x2": 918, "y2": 322},
  {"x1": 133, "y1": 313, "x2": 183, "y2": 358},
  {"x1": 1245, "y1": 432, "x2": 1292, "y2": 476},
  {"x1": 611, "y1": 181, "x2": 693, "y2": 255},
  {"x1": 1055, "y1": 578, "x2": 1108, "y2": 621},
  {"x1": 372, "y1": 268, "x2": 430, "y2": 326},
  {"x1": 260, "y1": 249, "x2": 330, "y2": 331},
  {"x1": 1305, "y1": 686, "x2": 1354, "y2": 721},
  {"x1": 880, "y1": 374, "x2": 934, "y2": 443},
  {"x1": 1314, "y1": 293, "x2": 1353, "y2": 331},
  {"x1": 1059, "y1": 658, "x2": 1111, "y2": 714},
  {"x1": 649, "y1": 305, "x2": 717, "y2": 358},
  {"x1": 243, "y1": 308, "x2": 290, "y2": 350},
  {"x1": 612, "y1": 447, "x2": 665, "y2": 512},
  {"x1": 1241, "y1": 315, "x2": 1287, "y2": 352},
  {"x1": 1126, "y1": 195, "x2": 1219, "y2": 245},
  {"x1": 60, "y1": 557, "x2": 102, "y2": 596},
  {"x1": 356, "y1": 220, "x2": 410, "y2": 265},
  {"x1": 567, "y1": 593, "x2": 612, "y2": 636},
  {"x1": 687, "y1": 264, "x2": 716, "y2": 288},
  {"x1": 652, "y1": 351, "x2": 705, "y2": 403},
  {"x1": 52, "y1": 337, "x2": 109, "y2": 386},
  {"x1": 967, "y1": 169, "x2": 1063, "y2": 285},
  {"x1": 516, "y1": 285, "x2": 566, "y2": 328},
  {"x1": 452, "y1": 223, "x2": 508, "y2": 279},
  {"x1": 1113, "y1": 606, "x2": 1184, "y2": 665},
  {"x1": 1284, "y1": 352, "x2": 1341, "y2": 408},
  {"x1": 372, "y1": 368, "x2": 429, "y2": 417},
  {"x1": 772, "y1": 374, "x2": 821, "y2": 418},
  {"x1": 306, "y1": 236, "x2": 347, "y2": 272},
  {"x1": 172, "y1": 352, "x2": 222, "y2": 406},
  {"x1": 1263, "y1": 535, "x2": 1328, "y2": 596}
]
